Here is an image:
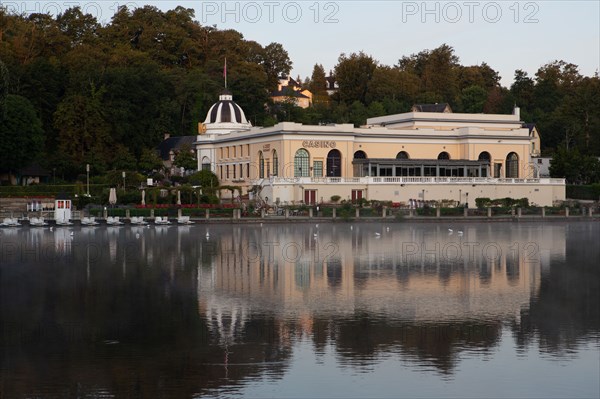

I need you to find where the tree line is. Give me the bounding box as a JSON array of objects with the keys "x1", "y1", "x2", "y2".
[{"x1": 1, "y1": 6, "x2": 598, "y2": 184}]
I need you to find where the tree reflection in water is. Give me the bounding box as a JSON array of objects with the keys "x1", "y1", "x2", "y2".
[{"x1": 0, "y1": 222, "x2": 597, "y2": 397}]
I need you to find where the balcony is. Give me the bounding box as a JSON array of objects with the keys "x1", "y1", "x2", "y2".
[{"x1": 252, "y1": 176, "x2": 566, "y2": 186}]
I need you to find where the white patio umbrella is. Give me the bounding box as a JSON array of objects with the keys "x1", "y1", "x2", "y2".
[
  {"x1": 177, "y1": 190, "x2": 181, "y2": 205},
  {"x1": 109, "y1": 187, "x2": 117, "y2": 206},
  {"x1": 141, "y1": 189, "x2": 146, "y2": 206}
]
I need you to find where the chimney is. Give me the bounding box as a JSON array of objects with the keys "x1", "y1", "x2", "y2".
[{"x1": 164, "y1": 133, "x2": 170, "y2": 140}]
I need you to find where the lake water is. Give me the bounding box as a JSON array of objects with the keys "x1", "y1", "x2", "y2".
[{"x1": 0, "y1": 221, "x2": 598, "y2": 398}]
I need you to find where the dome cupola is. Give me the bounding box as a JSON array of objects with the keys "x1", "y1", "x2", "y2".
[
  {"x1": 200, "y1": 90, "x2": 252, "y2": 136},
  {"x1": 204, "y1": 90, "x2": 250, "y2": 125}
]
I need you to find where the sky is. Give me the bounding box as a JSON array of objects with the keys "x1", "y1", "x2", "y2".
[{"x1": 6, "y1": 1, "x2": 599, "y2": 86}]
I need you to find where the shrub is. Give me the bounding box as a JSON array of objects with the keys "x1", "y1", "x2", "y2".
[{"x1": 330, "y1": 195, "x2": 341, "y2": 203}]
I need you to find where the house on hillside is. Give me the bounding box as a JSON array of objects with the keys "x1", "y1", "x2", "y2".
[
  {"x1": 270, "y1": 76, "x2": 313, "y2": 109},
  {"x1": 325, "y1": 71, "x2": 338, "y2": 96},
  {"x1": 157, "y1": 134, "x2": 196, "y2": 176}
]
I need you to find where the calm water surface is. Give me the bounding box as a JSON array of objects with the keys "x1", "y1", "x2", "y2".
[{"x1": 0, "y1": 221, "x2": 598, "y2": 398}]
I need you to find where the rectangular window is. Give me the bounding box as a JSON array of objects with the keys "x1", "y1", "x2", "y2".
[
  {"x1": 233, "y1": 164, "x2": 236, "y2": 179},
  {"x1": 220, "y1": 166, "x2": 223, "y2": 179},
  {"x1": 313, "y1": 161, "x2": 323, "y2": 177},
  {"x1": 246, "y1": 163, "x2": 250, "y2": 178},
  {"x1": 266, "y1": 160, "x2": 271, "y2": 177},
  {"x1": 351, "y1": 189, "x2": 363, "y2": 202},
  {"x1": 379, "y1": 166, "x2": 393, "y2": 176},
  {"x1": 226, "y1": 165, "x2": 230, "y2": 179},
  {"x1": 424, "y1": 166, "x2": 436, "y2": 177},
  {"x1": 240, "y1": 164, "x2": 243, "y2": 179}
]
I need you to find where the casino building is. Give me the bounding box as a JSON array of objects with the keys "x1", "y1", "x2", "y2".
[{"x1": 195, "y1": 91, "x2": 565, "y2": 207}]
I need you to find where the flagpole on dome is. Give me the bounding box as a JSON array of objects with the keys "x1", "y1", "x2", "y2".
[{"x1": 224, "y1": 57, "x2": 227, "y2": 89}]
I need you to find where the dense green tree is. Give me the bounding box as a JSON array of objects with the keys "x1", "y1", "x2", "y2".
[
  {"x1": 262, "y1": 42, "x2": 292, "y2": 90},
  {"x1": 309, "y1": 63, "x2": 329, "y2": 105},
  {"x1": 335, "y1": 52, "x2": 377, "y2": 105},
  {"x1": 510, "y1": 70, "x2": 534, "y2": 109},
  {"x1": 367, "y1": 101, "x2": 386, "y2": 118},
  {"x1": 348, "y1": 101, "x2": 368, "y2": 126},
  {"x1": 173, "y1": 143, "x2": 197, "y2": 171},
  {"x1": 550, "y1": 146, "x2": 600, "y2": 184},
  {"x1": 111, "y1": 145, "x2": 138, "y2": 171},
  {"x1": 102, "y1": 62, "x2": 176, "y2": 156},
  {"x1": 366, "y1": 66, "x2": 420, "y2": 104},
  {"x1": 0, "y1": 95, "x2": 45, "y2": 173},
  {"x1": 188, "y1": 169, "x2": 219, "y2": 191},
  {"x1": 229, "y1": 61, "x2": 269, "y2": 125},
  {"x1": 556, "y1": 76, "x2": 600, "y2": 154},
  {"x1": 1, "y1": 5, "x2": 600, "y2": 189},
  {"x1": 138, "y1": 148, "x2": 164, "y2": 173},
  {"x1": 398, "y1": 44, "x2": 460, "y2": 106},
  {"x1": 460, "y1": 85, "x2": 487, "y2": 113},
  {"x1": 56, "y1": 7, "x2": 100, "y2": 47},
  {"x1": 53, "y1": 83, "x2": 112, "y2": 168}
]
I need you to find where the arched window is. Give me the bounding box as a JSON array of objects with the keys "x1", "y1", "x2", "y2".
[
  {"x1": 201, "y1": 156, "x2": 211, "y2": 171},
  {"x1": 294, "y1": 149, "x2": 310, "y2": 177},
  {"x1": 353, "y1": 150, "x2": 367, "y2": 159},
  {"x1": 478, "y1": 152, "x2": 491, "y2": 177},
  {"x1": 396, "y1": 151, "x2": 409, "y2": 160},
  {"x1": 326, "y1": 149, "x2": 342, "y2": 177},
  {"x1": 506, "y1": 152, "x2": 519, "y2": 178},
  {"x1": 258, "y1": 151, "x2": 264, "y2": 178},
  {"x1": 438, "y1": 152, "x2": 450, "y2": 160},
  {"x1": 272, "y1": 150, "x2": 278, "y2": 176}
]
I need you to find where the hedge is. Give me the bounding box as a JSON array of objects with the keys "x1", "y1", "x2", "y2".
[{"x1": 567, "y1": 184, "x2": 600, "y2": 200}]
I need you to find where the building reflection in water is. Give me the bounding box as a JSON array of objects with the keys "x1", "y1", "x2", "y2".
[{"x1": 0, "y1": 222, "x2": 596, "y2": 398}]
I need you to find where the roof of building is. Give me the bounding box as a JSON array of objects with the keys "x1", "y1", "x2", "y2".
[
  {"x1": 204, "y1": 92, "x2": 249, "y2": 125},
  {"x1": 157, "y1": 136, "x2": 196, "y2": 160},
  {"x1": 411, "y1": 103, "x2": 452, "y2": 113},
  {"x1": 523, "y1": 123, "x2": 537, "y2": 133},
  {"x1": 271, "y1": 87, "x2": 310, "y2": 99},
  {"x1": 55, "y1": 192, "x2": 71, "y2": 200},
  {"x1": 279, "y1": 75, "x2": 299, "y2": 87},
  {"x1": 325, "y1": 73, "x2": 337, "y2": 90}
]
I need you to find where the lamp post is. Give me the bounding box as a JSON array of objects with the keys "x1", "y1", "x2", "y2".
[
  {"x1": 459, "y1": 189, "x2": 462, "y2": 206},
  {"x1": 86, "y1": 164, "x2": 90, "y2": 196},
  {"x1": 122, "y1": 171, "x2": 126, "y2": 192}
]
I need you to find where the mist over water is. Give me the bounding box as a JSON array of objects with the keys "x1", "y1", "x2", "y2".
[{"x1": 1, "y1": 222, "x2": 598, "y2": 398}]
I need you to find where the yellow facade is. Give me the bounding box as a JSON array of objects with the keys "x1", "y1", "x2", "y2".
[{"x1": 196, "y1": 105, "x2": 565, "y2": 206}]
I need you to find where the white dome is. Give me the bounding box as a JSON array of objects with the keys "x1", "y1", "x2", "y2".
[{"x1": 204, "y1": 92, "x2": 249, "y2": 125}]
